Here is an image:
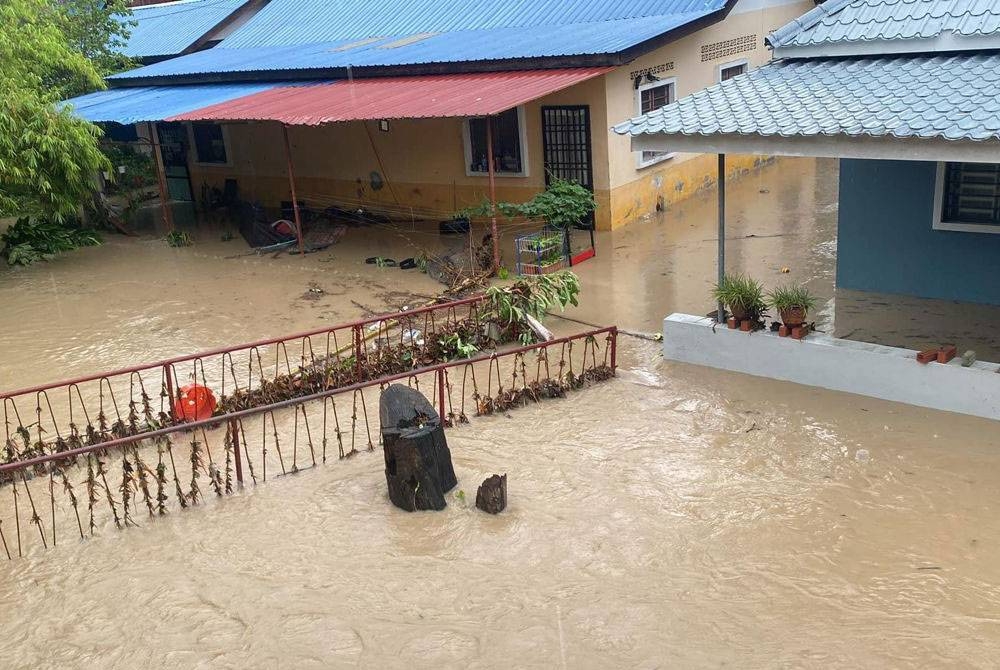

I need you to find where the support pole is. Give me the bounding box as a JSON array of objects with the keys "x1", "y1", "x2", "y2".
[
  {"x1": 485, "y1": 115, "x2": 501, "y2": 272},
  {"x1": 281, "y1": 124, "x2": 306, "y2": 256},
  {"x1": 146, "y1": 122, "x2": 174, "y2": 233},
  {"x1": 717, "y1": 153, "x2": 726, "y2": 324}
]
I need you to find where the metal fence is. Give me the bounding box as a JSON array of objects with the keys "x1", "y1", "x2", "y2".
[
  {"x1": 1, "y1": 296, "x2": 495, "y2": 462},
  {"x1": 0, "y1": 327, "x2": 616, "y2": 559}
]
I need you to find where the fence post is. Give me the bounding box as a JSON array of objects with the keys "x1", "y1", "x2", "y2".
[
  {"x1": 610, "y1": 327, "x2": 618, "y2": 375},
  {"x1": 353, "y1": 325, "x2": 363, "y2": 380},
  {"x1": 163, "y1": 364, "x2": 176, "y2": 421},
  {"x1": 437, "y1": 369, "x2": 446, "y2": 425},
  {"x1": 230, "y1": 418, "x2": 243, "y2": 487}
]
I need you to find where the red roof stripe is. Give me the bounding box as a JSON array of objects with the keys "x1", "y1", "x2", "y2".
[{"x1": 166, "y1": 68, "x2": 611, "y2": 124}]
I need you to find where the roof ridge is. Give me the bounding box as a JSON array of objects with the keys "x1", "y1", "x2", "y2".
[{"x1": 766, "y1": 0, "x2": 856, "y2": 48}]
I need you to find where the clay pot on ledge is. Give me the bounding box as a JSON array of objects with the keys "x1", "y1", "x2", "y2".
[
  {"x1": 779, "y1": 306, "x2": 807, "y2": 329},
  {"x1": 729, "y1": 304, "x2": 749, "y2": 322}
]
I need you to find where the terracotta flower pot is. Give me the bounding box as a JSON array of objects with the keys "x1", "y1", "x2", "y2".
[
  {"x1": 729, "y1": 304, "x2": 749, "y2": 322},
  {"x1": 779, "y1": 306, "x2": 807, "y2": 328}
]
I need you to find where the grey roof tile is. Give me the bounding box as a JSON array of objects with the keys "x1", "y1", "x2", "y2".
[
  {"x1": 613, "y1": 53, "x2": 1000, "y2": 143},
  {"x1": 768, "y1": 0, "x2": 1000, "y2": 53}
]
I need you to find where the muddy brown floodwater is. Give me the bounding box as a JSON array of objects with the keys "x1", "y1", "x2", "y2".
[{"x1": 1, "y1": 158, "x2": 999, "y2": 668}]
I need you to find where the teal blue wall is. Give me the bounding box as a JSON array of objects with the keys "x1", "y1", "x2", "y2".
[{"x1": 837, "y1": 158, "x2": 1000, "y2": 305}]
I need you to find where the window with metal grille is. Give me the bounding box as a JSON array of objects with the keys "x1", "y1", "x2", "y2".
[
  {"x1": 635, "y1": 80, "x2": 675, "y2": 167},
  {"x1": 939, "y1": 162, "x2": 1000, "y2": 229},
  {"x1": 192, "y1": 122, "x2": 228, "y2": 164},
  {"x1": 719, "y1": 61, "x2": 747, "y2": 82},
  {"x1": 466, "y1": 108, "x2": 523, "y2": 175}
]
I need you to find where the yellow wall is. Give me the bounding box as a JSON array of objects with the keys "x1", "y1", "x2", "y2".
[
  {"x1": 602, "y1": 0, "x2": 814, "y2": 228},
  {"x1": 182, "y1": 0, "x2": 812, "y2": 231},
  {"x1": 188, "y1": 75, "x2": 614, "y2": 227}
]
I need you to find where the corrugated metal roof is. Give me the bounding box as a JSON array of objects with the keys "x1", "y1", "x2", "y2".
[
  {"x1": 121, "y1": 0, "x2": 250, "y2": 58},
  {"x1": 168, "y1": 69, "x2": 612, "y2": 124},
  {"x1": 222, "y1": 0, "x2": 725, "y2": 48},
  {"x1": 613, "y1": 53, "x2": 1000, "y2": 142},
  {"x1": 61, "y1": 82, "x2": 283, "y2": 124},
  {"x1": 768, "y1": 0, "x2": 1000, "y2": 55},
  {"x1": 107, "y1": 2, "x2": 724, "y2": 82}
]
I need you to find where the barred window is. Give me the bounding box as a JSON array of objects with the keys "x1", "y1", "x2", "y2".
[
  {"x1": 635, "y1": 80, "x2": 675, "y2": 168},
  {"x1": 940, "y1": 162, "x2": 1000, "y2": 228}
]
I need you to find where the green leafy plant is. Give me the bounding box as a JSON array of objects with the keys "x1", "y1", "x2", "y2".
[
  {"x1": 767, "y1": 284, "x2": 817, "y2": 312},
  {"x1": 164, "y1": 230, "x2": 193, "y2": 248},
  {"x1": 486, "y1": 270, "x2": 580, "y2": 344},
  {"x1": 0, "y1": 217, "x2": 101, "y2": 265},
  {"x1": 712, "y1": 273, "x2": 766, "y2": 320},
  {"x1": 374, "y1": 256, "x2": 389, "y2": 268},
  {"x1": 438, "y1": 333, "x2": 478, "y2": 360},
  {"x1": 497, "y1": 266, "x2": 510, "y2": 280},
  {"x1": 459, "y1": 178, "x2": 596, "y2": 229}
]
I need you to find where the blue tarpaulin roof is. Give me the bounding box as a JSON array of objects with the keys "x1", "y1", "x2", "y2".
[
  {"x1": 107, "y1": 0, "x2": 727, "y2": 82},
  {"x1": 121, "y1": 0, "x2": 250, "y2": 59},
  {"x1": 62, "y1": 82, "x2": 282, "y2": 124}
]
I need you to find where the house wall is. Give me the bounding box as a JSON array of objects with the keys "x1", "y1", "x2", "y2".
[
  {"x1": 603, "y1": 0, "x2": 813, "y2": 228},
  {"x1": 179, "y1": 0, "x2": 813, "y2": 231},
  {"x1": 838, "y1": 158, "x2": 1000, "y2": 305},
  {"x1": 186, "y1": 75, "x2": 614, "y2": 227}
]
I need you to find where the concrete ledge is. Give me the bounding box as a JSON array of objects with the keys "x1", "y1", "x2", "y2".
[{"x1": 663, "y1": 313, "x2": 1000, "y2": 421}]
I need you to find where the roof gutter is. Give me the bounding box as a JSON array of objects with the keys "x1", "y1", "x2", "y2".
[{"x1": 106, "y1": 53, "x2": 626, "y2": 87}]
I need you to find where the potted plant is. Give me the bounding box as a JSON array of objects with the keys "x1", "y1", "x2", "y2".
[
  {"x1": 768, "y1": 284, "x2": 816, "y2": 328},
  {"x1": 712, "y1": 274, "x2": 766, "y2": 323}
]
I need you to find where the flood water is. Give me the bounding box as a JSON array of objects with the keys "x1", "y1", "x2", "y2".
[{"x1": 2, "y1": 157, "x2": 1000, "y2": 668}]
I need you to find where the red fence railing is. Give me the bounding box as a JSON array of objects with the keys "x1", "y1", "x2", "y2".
[{"x1": 0, "y1": 327, "x2": 617, "y2": 558}]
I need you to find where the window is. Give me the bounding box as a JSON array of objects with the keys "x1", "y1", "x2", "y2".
[
  {"x1": 464, "y1": 107, "x2": 527, "y2": 177},
  {"x1": 933, "y1": 162, "x2": 1000, "y2": 233},
  {"x1": 191, "y1": 122, "x2": 228, "y2": 165},
  {"x1": 718, "y1": 59, "x2": 748, "y2": 82},
  {"x1": 635, "y1": 78, "x2": 675, "y2": 168}
]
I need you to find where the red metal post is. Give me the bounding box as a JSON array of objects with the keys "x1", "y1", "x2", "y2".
[
  {"x1": 146, "y1": 122, "x2": 174, "y2": 233},
  {"x1": 486, "y1": 115, "x2": 501, "y2": 272},
  {"x1": 437, "y1": 369, "x2": 446, "y2": 424},
  {"x1": 610, "y1": 327, "x2": 618, "y2": 374},
  {"x1": 163, "y1": 364, "x2": 176, "y2": 421},
  {"x1": 230, "y1": 418, "x2": 243, "y2": 487},
  {"x1": 281, "y1": 124, "x2": 306, "y2": 256},
  {"x1": 353, "y1": 324, "x2": 363, "y2": 380}
]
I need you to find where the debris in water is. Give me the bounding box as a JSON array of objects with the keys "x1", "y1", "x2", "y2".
[
  {"x1": 379, "y1": 384, "x2": 457, "y2": 512},
  {"x1": 855, "y1": 449, "x2": 870, "y2": 462},
  {"x1": 961, "y1": 350, "x2": 976, "y2": 367},
  {"x1": 476, "y1": 474, "x2": 507, "y2": 514}
]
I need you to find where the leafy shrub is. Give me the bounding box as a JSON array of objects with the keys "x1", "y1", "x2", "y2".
[
  {"x1": 0, "y1": 217, "x2": 101, "y2": 266},
  {"x1": 460, "y1": 178, "x2": 596, "y2": 229},
  {"x1": 712, "y1": 273, "x2": 766, "y2": 319},
  {"x1": 486, "y1": 270, "x2": 580, "y2": 344},
  {"x1": 768, "y1": 284, "x2": 817, "y2": 312}
]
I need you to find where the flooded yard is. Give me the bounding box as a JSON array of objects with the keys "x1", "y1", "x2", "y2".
[{"x1": 1, "y1": 157, "x2": 999, "y2": 668}]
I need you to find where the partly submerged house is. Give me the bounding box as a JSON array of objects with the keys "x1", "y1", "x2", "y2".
[
  {"x1": 66, "y1": 0, "x2": 815, "y2": 231},
  {"x1": 615, "y1": 0, "x2": 1000, "y2": 420},
  {"x1": 617, "y1": 0, "x2": 1000, "y2": 305}
]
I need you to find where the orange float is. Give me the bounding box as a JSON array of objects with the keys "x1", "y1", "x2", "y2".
[{"x1": 173, "y1": 383, "x2": 217, "y2": 422}]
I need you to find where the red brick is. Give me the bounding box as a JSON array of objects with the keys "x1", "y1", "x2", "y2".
[
  {"x1": 937, "y1": 345, "x2": 957, "y2": 364},
  {"x1": 917, "y1": 349, "x2": 938, "y2": 364},
  {"x1": 740, "y1": 320, "x2": 752, "y2": 332},
  {"x1": 778, "y1": 325, "x2": 790, "y2": 337}
]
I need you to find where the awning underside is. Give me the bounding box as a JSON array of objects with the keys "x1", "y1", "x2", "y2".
[{"x1": 63, "y1": 68, "x2": 611, "y2": 126}]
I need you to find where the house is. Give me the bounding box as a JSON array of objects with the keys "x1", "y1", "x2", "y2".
[
  {"x1": 614, "y1": 0, "x2": 1000, "y2": 420},
  {"x1": 66, "y1": 0, "x2": 816, "y2": 233},
  {"x1": 121, "y1": 0, "x2": 267, "y2": 65},
  {"x1": 616, "y1": 0, "x2": 1000, "y2": 305}
]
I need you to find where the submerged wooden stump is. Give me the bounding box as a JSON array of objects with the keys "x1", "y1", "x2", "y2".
[
  {"x1": 476, "y1": 473, "x2": 507, "y2": 514},
  {"x1": 379, "y1": 384, "x2": 457, "y2": 511}
]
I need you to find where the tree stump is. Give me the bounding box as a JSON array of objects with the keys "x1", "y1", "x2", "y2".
[
  {"x1": 475, "y1": 473, "x2": 507, "y2": 514},
  {"x1": 379, "y1": 384, "x2": 457, "y2": 511}
]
